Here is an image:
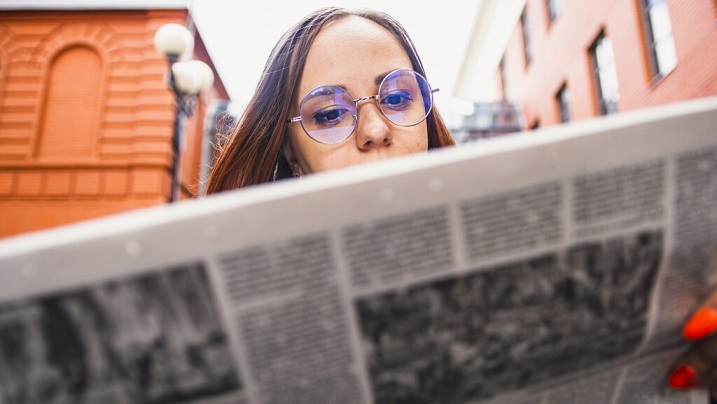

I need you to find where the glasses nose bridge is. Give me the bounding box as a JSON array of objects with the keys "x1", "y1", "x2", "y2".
[
  {"x1": 353, "y1": 94, "x2": 381, "y2": 110},
  {"x1": 352, "y1": 94, "x2": 383, "y2": 124}
]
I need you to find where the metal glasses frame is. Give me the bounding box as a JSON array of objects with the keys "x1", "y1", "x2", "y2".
[{"x1": 286, "y1": 69, "x2": 439, "y2": 144}]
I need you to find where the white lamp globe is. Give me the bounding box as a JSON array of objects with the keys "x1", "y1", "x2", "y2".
[
  {"x1": 171, "y1": 61, "x2": 202, "y2": 94},
  {"x1": 187, "y1": 60, "x2": 215, "y2": 92},
  {"x1": 154, "y1": 23, "x2": 194, "y2": 58}
]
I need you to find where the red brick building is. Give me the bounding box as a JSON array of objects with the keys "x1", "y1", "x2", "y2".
[
  {"x1": 454, "y1": 0, "x2": 717, "y2": 130},
  {"x1": 0, "y1": 1, "x2": 230, "y2": 238}
]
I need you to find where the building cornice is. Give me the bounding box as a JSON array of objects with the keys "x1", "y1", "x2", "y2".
[
  {"x1": 453, "y1": 0, "x2": 526, "y2": 101},
  {"x1": 0, "y1": 0, "x2": 190, "y2": 10}
]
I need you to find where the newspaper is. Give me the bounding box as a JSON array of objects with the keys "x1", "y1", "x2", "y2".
[{"x1": 0, "y1": 97, "x2": 715, "y2": 403}]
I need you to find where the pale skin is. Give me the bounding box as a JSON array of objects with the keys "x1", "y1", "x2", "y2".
[{"x1": 283, "y1": 16, "x2": 428, "y2": 175}]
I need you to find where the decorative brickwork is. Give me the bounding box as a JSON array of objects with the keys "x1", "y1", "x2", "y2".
[{"x1": 0, "y1": 10, "x2": 229, "y2": 238}]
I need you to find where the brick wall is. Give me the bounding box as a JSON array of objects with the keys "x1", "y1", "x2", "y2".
[
  {"x1": 0, "y1": 9, "x2": 222, "y2": 238},
  {"x1": 499, "y1": 0, "x2": 717, "y2": 128}
]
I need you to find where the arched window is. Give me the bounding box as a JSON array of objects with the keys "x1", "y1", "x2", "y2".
[{"x1": 38, "y1": 45, "x2": 103, "y2": 159}]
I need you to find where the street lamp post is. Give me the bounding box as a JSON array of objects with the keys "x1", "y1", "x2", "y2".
[{"x1": 154, "y1": 23, "x2": 214, "y2": 202}]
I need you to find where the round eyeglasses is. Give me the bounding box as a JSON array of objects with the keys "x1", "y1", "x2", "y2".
[{"x1": 287, "y1": 69, "x2": 438, "y2": 145}]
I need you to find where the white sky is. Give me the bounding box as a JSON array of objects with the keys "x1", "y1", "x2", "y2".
[{"x1": 191, "y1": 0, "x2": 480, "y2": 111}]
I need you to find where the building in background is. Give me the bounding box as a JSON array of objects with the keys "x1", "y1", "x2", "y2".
[
  {"x1": 0, "y1": 1, "x2": 230, "y2": 238},
  {"x1": 447, "y1": 100, "x2": 525, "y2": 144},
  {"x1": 453, "y1": 0, "x2": 717, "y2": 132}
]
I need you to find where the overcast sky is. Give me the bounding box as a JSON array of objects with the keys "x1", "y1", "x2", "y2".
[{"x1": 191, "y1": 0, "x2": 480, "y2": 111}]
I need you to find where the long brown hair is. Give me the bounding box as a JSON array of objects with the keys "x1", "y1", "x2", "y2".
[{"x1": 206, "y1": 7, "x2": 454, "y2": 194}]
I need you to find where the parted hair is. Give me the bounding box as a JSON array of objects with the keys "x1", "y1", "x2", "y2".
[{"x1": 206, "y1": 7, "x2": 454, "y2": 194}]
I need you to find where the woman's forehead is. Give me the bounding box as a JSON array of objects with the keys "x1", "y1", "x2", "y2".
[{"x1": 297, "y1": 16, "x2": 413, "y2": 98}]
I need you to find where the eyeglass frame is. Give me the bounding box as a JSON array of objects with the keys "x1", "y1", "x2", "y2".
[{"x1": 286, "y1": 68, "x2": 439, "y2": 144}]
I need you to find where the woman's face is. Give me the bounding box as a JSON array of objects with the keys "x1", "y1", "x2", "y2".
[{"x1": 283, "y1": 16, "x2": 429, "y2": 175}]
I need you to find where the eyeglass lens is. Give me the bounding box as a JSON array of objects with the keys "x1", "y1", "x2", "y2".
[{"x1": 298, "y1": 69, "x2": 433, "y2": 144}]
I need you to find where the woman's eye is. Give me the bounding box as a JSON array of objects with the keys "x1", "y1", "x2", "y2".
[
  {"x1": 313, "y1": 107, "x2": 349, "y2": 126},
  {"x1": 381, "y1": 91, "x2": 413, "y2": 110}
]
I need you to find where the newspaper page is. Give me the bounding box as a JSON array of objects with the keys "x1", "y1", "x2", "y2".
[{"x1": 0, "y1": 97, "x2": 715, "y2": 403}]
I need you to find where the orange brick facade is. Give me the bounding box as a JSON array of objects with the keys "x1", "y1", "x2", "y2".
[
  {"x1": 0, "y1": 9, "x2": 228, "y2": 238},
  {"x1": 499, "y1": 0, "x2": 717, "y2": 128}
]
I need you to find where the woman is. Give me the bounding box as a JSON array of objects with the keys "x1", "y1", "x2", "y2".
[
  {"x1": 206, "y1": 7, "x2": 452, "y2": 192},
  {"x1": 206, "y1": 6, "x2": 717, "y2": 398}
]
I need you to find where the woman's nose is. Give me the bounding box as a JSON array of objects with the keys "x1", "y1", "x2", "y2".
[{"x1": 354, "y1": 101, "x2": 393, "y2": 150}]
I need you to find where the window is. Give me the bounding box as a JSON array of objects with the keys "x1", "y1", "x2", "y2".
[
  {"x1": 589, "y1": 31, "x2": 620, "y2": 115},
  {"x1": 199, "y1": 100, "x2": 233, "y2": 195},
  {"x1": 640, "y1": 0, "x2": 677, "y2": 79},
  {"x1": 499, "y1": 56, "x2": 508, "y2": 99},
  {"x1": 521, "y1": 8, "x2": 532, "y2": 65},
  {"x1": 546, "y1": 0, "x2": 560, "y2": 24},
  {"x1": 555, "y1": 82, "x2": 570, "y2": 123},
  {"x1": 39, "y1": 46, "x2": 103, "y2": 159}
]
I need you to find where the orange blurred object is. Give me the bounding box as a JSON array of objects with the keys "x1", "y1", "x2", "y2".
[
  {"x1": 683, "y1": 307, "x2": 717, "y2": 341},
  {"x1": 668, "y1": 364, "x2": 700, "y2": 389}
]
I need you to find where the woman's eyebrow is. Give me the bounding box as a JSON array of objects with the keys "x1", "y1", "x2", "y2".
[
  {"x1": 374, "y1": 70, "x2": 394, "y2": 85},
  {"x1": 316, "y1": 70, "x2": 401, "y2": 92}
]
